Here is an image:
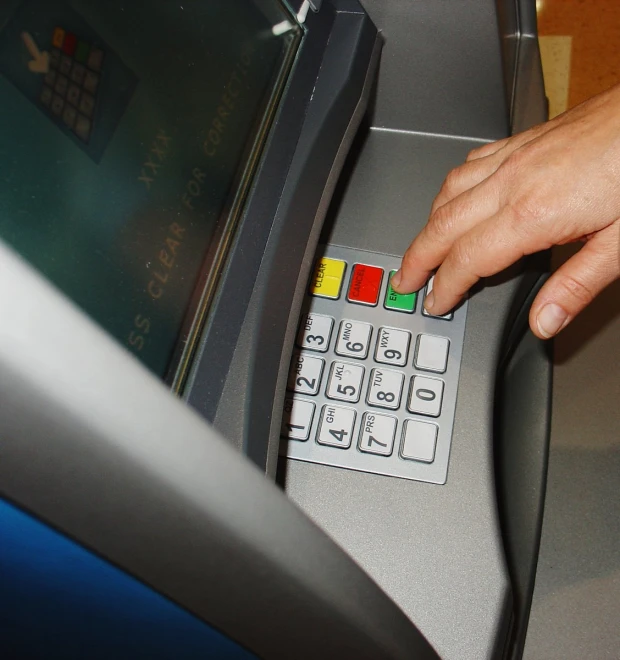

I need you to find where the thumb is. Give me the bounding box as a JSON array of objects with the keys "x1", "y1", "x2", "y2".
[{"x1": 529, "y1": 225, "x2": 620, "y2": 339}]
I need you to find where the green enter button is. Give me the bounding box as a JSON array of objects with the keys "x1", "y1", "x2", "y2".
[{"x1": 384, "y1": 271, "x2": 417, "y2": 313}]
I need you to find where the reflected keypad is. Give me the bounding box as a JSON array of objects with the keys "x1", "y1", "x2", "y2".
[{"x1": 281, "y1": 246, "x2": 467, "y2": 485}]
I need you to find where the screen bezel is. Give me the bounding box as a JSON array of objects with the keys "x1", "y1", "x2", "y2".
[{"x1": 164, "y1": 1, "x2": 302, "y2": 392}]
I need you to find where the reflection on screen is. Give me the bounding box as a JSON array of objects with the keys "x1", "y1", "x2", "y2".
[{"x1": 0, "y1": 0, "x2": 299, "y2": 379}]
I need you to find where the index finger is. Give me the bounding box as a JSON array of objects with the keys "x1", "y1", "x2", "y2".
[
  {"x1": 425, "y1": 203, "x2": 553, "y2": 315},
  {"x1": 392, "y1": 175, "x2": 500, "y2": 294}
]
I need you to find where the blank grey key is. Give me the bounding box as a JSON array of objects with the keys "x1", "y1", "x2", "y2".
[
  {"x1": 400, "y1": 420, "x2": 438, "y2": 463},
  {"x1": 422, "y1": 275, "x2": 453, "y2": 320},
  {"x1": 415, "y1": 334, "x2": 449, "y2": 373}
]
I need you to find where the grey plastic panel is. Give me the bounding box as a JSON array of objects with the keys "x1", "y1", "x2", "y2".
[
  {"x1": 358, "y1": 0, "x2": 510, "y2": 139},
  {"x1": 284, "y1": 128, "x2": 518, "y2": 660},
  {"x1": 0, "y1": 242, "x2": 440, "y2": 660},
  {"x1": 511, "y1": 35, "x2": 548, "y2": 134},
  {"x1": 282, "y1": 245, "x2": 467, "y2": 484},
  {"x1": 496, "y1": 0, "x2": 520, "y2": 122}
]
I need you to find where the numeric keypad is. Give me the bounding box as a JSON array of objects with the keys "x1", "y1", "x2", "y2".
[{"x1": 282, "y1": 245, "x2": 466, "y2": 485}]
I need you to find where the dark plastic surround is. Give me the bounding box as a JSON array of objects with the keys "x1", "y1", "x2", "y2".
[{"x1": 184, "y1": 0, "x2": 381, "y2": 474}]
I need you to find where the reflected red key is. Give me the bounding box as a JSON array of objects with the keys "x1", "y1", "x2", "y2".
[
  {"x1": 63, "y1": 32, "x2": 77, "y2": 56},
  {"x1": 347, "y1": 264, "x2": 383, "y2": 306}
]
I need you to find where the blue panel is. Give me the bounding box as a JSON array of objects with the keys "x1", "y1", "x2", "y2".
[{"x1": 0, "y1": 499, "x2": 255, "y2": 659}]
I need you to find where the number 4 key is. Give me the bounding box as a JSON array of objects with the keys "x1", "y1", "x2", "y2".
[{"x1": 317, "y1": 405, "x2": 356, "y2": 449}]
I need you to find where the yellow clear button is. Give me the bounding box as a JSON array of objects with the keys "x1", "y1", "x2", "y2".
[
  {"x1": 52, "y1": 27, "x2": 65, "y2": 49},
  {"x1": 309, "y1": 257, "x2": 346, "y2": 299}
]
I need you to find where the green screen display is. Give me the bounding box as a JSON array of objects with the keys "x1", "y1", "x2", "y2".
[{"x1": 0, "y1": 0, "x2": 298, "y2": 380}]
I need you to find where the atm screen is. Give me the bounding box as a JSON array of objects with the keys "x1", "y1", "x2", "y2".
[{"x1": 0, "y1": 0, "x2": 300, "y2": 381}]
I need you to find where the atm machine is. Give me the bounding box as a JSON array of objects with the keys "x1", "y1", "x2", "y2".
[{"x1": 0, "y1": 1, "x2": 551, "y2": 658}]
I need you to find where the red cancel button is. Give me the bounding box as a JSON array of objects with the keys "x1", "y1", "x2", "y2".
[{"x1": 347, "y1": 264, "x2": 383, "y2": 306}]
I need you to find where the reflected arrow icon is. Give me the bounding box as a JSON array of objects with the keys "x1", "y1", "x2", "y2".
[{"x1": 21, "y1": 31, "x2": 49, "y2": 73}]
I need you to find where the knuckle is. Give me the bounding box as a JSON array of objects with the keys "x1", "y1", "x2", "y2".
[
  {"x1": 401, "y1": 244, "x2": 420, "y2": 270},
  {"x1": 500, "y1": 149, "x2": 526, "y2": 177},
  {"x1": 428, "y1": 204, "x2": 458, "y2": 242},
  {"x1": 449, "y1": 238, "x2": 473, "y2": 271},
  {"x1": 435, "y1": 173, "x2": 459, "y2": 205},
  {"x1": 443, "y1": 166, "x2": 463, "y2": 193},
  {"x1": 466, "y1": 146, "x2": 483, "y2": 161},
  {"x1": 508, "y1": 194, "x2": 549, "y2": 233},
  {"x1": 557, "y1": 273, "x2": 596, "y2": 306}
]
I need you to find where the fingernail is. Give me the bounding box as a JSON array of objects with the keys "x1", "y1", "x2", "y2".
[
  {"x1": 537, "y1": 303, "x2": 568, "y2": 338},
  {"x1": 424, "y1": 291, "x2": 435, "y2": 312},
  {"x1": 391, "y1": 270, "x2": 402, "y2": 290}
]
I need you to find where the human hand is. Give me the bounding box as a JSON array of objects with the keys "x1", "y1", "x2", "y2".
[{"x1": 391, "y1": 83, "x2": 620, "y2": 339}]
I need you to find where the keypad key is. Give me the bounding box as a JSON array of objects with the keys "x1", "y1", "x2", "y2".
[
  {"x1": 359, "y1": 412, "x2": 397, "y2": 456},
  {"x1": 83, "y1": 70, "x2": 100, "y2": 95},
  {"x1": 51, "y1": 94, "x2": 64, "y2": 116},
  {"x1": 400, "y1": 420, "x2": 438, "y2": 463},
  {"x1": 367, "y1": 368, "x2": 404, "y2": 410},
  {"x1": 52, "y1": 27, "x2": 65, "y2": 49},
  {"x1": 335, "y1": 320, "x2": 372, "y2": 359},
  {"x1": 296, "y1": 313, "x2": 333, "y2": 352},
  {"x1": 327, "y1": 361, "x2": 364, "y2": 403},
  {"x1": 78, "y1": 92, "x2": 95, "y2": 117},
  {"x1": 44, "y1": 69, "x2": 57, "y2": 87},
  {"x1": 74, "y1": 114, "x2": 91, "y2": 142},
  {"x1": 50, "y1": 48, "x2": 61, "y2": 68},
  {"x1": 384, "y1": 270, "x2": 417, "y2": 313},
  {"x1": 281, "y1": 398, "x2": 315, "y2": 441},
  {"x1": 71, "y1": 63, "x2": 86, "y2": 85},
  {"x1": 67, "y1": 83, "x2": 81, "y2": 107},
  {"x1": 54, "y1": 74, "x2": 68, "y2": 96},
  {"x1": 87, "y1": 47, "x2": 105, "y2": 72},
  {"x1": 318, "y1": 405, "x2": 356, "y2": 449},
  {"x1": 62, "y1": 105, "x2": 77, "y2": 129},
  {"x1": 375, "y1": 327, "x2": 410, "y2": 367},
  {"x1": 309, "y1": 257, "x2": 346, "y2": 299},
  {"x1": 347, "y1": 264, "x2": 383, "y2": 306},
  {"x1": 40, "y1": 86, "x2": 53, "y2": 107},
  {"x1": 408, "y1": 376, "x2": 444, "y2": 417},
  {"x1": 415, "y1": 334, "x2": 449, "y2": 373},
  {"x1": 62, "y1": 32, "x2": 77, "y2": 56},
  {"x1": 287, "y1": 353, "x2": 324, "y2": 395},
  {"x1": 75, "y1": 41, "x2": 90, "y2": 64},
  {"x1": 60, "y1": 54, "x2": 72, "y2": 76},
  {"x1": 422, "y1": 276, "x2": 453, "y2": 320}
]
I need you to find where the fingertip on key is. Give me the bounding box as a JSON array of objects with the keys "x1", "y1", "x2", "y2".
[{"x1": 391, "y1": 269, "x2": 402, "y2": 291}]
